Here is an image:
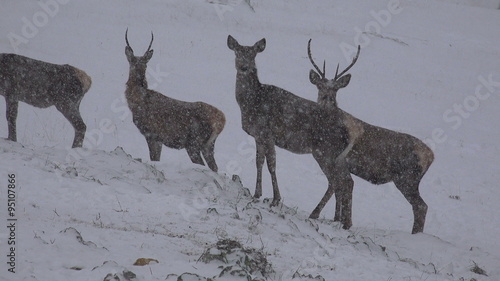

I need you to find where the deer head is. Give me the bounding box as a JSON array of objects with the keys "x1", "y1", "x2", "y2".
[
  {"x1": 308, "y1": 39, "x2": 360, "y2": 108},
  {"x1": 125, "y1": 29, "x2": 154, "y2": 86},
  {"x1": 227, "y1": 35, "x2": 266, "y2": 74}
]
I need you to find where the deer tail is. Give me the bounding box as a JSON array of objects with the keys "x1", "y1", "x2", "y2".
[
  {"x1": 73, "y1": 67, "x2": 92, "y2": 94},
  {"x1": 415, "y1": 141, "x2": 434, "y2": 175},
  {"x1": 205, "y1": 105, "x2": 225, "y2": 146}
]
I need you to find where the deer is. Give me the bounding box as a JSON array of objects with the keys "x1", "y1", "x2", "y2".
[
  {"x1": 125, "y1": 30, "x2": 225, "y2": 172},
  {"x1": 307, "y1": 39, "x2": 434, "y2": 233},
  {"x1": 0, "y1": 53, "x2": 91, "y2": 148},
  {"x1": 227, "y1": 35, "x2": 363, "y2": 228}
]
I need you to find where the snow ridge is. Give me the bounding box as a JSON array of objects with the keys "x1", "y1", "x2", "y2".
[{"x1": 1, "y1": 139, "x2": 498, "y2": 280}]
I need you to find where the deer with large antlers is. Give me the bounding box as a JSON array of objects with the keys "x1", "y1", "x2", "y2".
[
  {"x1": 125, "y1": 30, "x2": 225, "y2": 172},
  {"x1": 227, "y1": 35, "x2": 363, "y2": 228},
  {"x1": 0, "y1": 53, "x2": 91, "y2": 147},
  {"x1": 307, "y1": 40, "x2": 434, "y2": 233}
]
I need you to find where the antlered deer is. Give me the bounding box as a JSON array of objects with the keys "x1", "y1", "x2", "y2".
[
  {"x1": 307, "y1": 40, "x2": 434, "y2": 233},
  {"x1": 125, "y1": 30, "x2": 225, "y2": 172},
  {"x1": 0, "y1": 54, "x2": 91, "y2": 148},
  {"x1": 227, "y1": 35, "x2": 361, "y2": 227}
]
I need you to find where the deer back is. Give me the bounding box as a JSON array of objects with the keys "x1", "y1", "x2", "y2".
[
  {"x1": 346, "y1": 119, "x2": 433, "y2": 183},
  {"x1": 129, "y1": 86, "x2": 222, "y2": 150},
  {"x1": 0, "y1": 53, "x2": 91, "y2": 108}
]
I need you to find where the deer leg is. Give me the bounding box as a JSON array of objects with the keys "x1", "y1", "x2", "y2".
[
  {"x1": 339, "y1": 173, "x2": 354, "y2": 230},
  {"x1": 254, "y1": 140, "x2": 265, "y2": 199},
  {"x1": 310, "y1": 154, "x2": 352, "y2": 227},
  {"x1": 309, "y1": 181, "x2": 334, "y2": 219},
  {"x1": 202, "y1": 141, "x2": 218, "y2": 173},
  {"x1": 310, "y1": 153, "x2": 336, "y2": 219},
  {"x1": 333, "y1": 190, "x2": 342, "y2": 222},
  {"x1": 146, "y1": 136, "x2": 162, "y2": 161},
  {"x1": 6, "y1": 98, "x2": 18, "y2": 142},
  {"x1": 264, "y1": 142, "x2": 281, "y2": 206},
  {"x1": 394, "y1": 176, "x2": 428, "y2": 234},
  {"x1": 186, "y1": 145, "x2": 205, "y2": 166},
  {"x1": 411, "y1": 194, "x2": 427, "y2": 234},
  {"x1": 56, "y1": 104, "x2": 86, "y2": 148}
]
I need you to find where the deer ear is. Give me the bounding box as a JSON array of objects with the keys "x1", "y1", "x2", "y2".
[
  {"x1": 144, "y1": 49, "x2": 154, "y2": 61},
  {"x1": 337, "y1": 74, "x2": 351, "y2": 88},
  {"x1": 254, "y1": 38, "x2": 266, "y2": 53},
  {"x1": 125, "y1": 46, "x2": 134, "y2": 61},
  {"x1": 309, "y1": 70, "x2": 321, "y2": 85},
  {"x1": 227, "y1": 35, "x2": 238, "y2": 50}
]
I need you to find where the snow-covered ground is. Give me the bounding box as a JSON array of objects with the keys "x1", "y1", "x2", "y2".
[{"x1": 1, "y1": 0, "x2": 499, "y2": 280}]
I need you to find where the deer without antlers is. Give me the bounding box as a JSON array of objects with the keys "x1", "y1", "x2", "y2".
[
  {"x1": 308, "y1": 40, "x2": 434, "y2": 233},
  {"x1": 227, "y1": 35, "x2": 362, "y2": 227},
  {"x1": 0, "y1": 53, "x2": 91, "y2": 148},
  {"x1": 125, "y1": 30, "x2": 225, "y2": 172}
]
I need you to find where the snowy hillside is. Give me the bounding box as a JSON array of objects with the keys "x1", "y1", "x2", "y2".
[
  {"x1": 1, "y1": 139, "x2": 499, "y2": 280},
  {"x1": 1, "y1": 0, "x2": 500, "y2": 280}
]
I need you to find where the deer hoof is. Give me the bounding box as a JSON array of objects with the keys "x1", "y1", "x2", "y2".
[
  {"x1": 411, "y1": 227, "x2": 424, "y2": 234},
  {"x1": 342, "y1": 222, "x2": 352, "y2": 230},
  {"x1": 270, "y1": 199, "x2": 280, "y2": 207}
]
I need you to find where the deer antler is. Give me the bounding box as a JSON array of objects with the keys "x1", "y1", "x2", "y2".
[
  {"x1": 125, "y1": 28, "x2": 133, "y2": 51},
  {"x1": 308, "y1": 39, "x2": 326, "y2": 79},
  {"x1": 146, "y1": 32, "x2": 154, "y2": 53},
  {"x1": 334, "y1": 45, "x2": 361, "y2": 81},
  {"x1": 125, "y1": 29, "x2": 153, "y2": 53}
]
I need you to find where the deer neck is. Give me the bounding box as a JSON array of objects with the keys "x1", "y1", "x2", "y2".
[
  {"x1": 126, "y1": 66, "x2": 148, "y2": 110},
  {"x1": 235, "y1": 68, "x2": 261, "y2": 95},
  {"x1": 127, "y1": 66, "x2": 148, "y2": 88}
]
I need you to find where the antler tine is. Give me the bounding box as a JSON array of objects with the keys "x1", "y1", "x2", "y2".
[
  {"x1": 307, "y1": 39, "x2": 325, "y2": 79},
  {"x1": 146, "y1": 31, "x2": 154, "y2": 52},
  {"x1": 335, "y1": 45, "x2": 361, "y2": 81},
  {"x1": 125, "y1": 28, "x2": 132, "y2": 49}
]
